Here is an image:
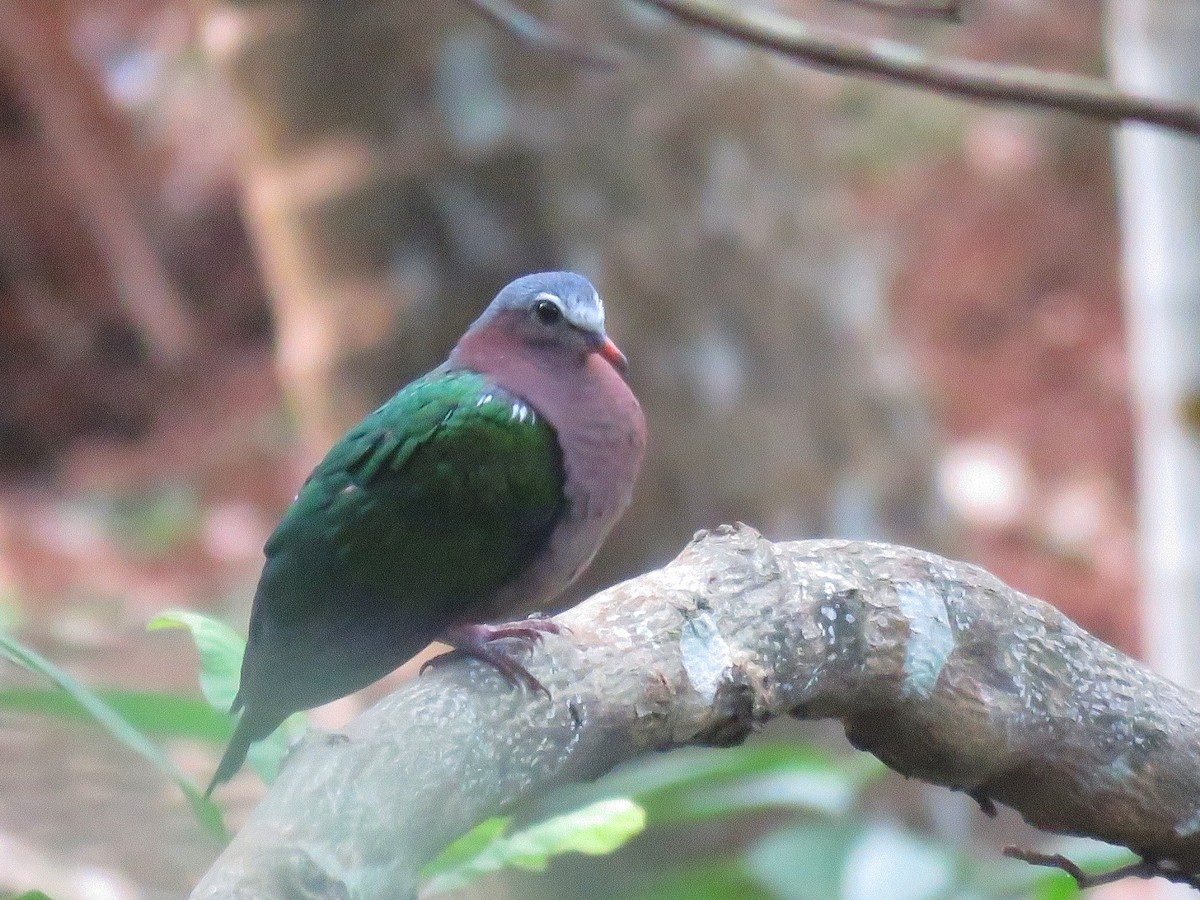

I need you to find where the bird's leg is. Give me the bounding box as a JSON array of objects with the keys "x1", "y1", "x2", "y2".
[{"x1": 421, "y1": 621, "x2": 560, "y2": 697}]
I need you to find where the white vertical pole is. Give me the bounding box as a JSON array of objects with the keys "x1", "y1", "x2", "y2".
[{"x1": 1106, "y1": 0, "x2": 1200, "y2": 687}]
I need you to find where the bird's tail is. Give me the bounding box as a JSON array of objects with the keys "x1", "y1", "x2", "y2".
[{"x1": 205, "y1": 705, "x2": 274, "y2": 798}]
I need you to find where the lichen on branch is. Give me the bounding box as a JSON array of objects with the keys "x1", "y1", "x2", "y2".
[{"x1": 191, "y1": 525, "x2": 1200, "y2": 899}]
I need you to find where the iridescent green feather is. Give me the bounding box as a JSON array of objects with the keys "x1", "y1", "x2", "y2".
[
  {"x1": 264, "y1": 368, "x2": 566, "y2": 624},
  {"x1": 209, "y1": 370, "x2": 567, "y2": 793}
]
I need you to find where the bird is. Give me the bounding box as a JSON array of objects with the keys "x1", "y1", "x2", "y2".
[{"x1": 206, "y1": 271, "x2": 646, "y2": 795}]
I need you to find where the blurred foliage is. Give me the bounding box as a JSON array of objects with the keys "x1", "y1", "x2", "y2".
[
  {"x1": 0, "y1": 686, "x2": 230, "y2": 741},
  {"x1": 0, "y1": 589, "x2": 20, "y2": 633},
  {"x1": 426, "y1": 739, "x2": 1138, "y2": 899},
  {"x1": 146, "y1": 609, "x2": 246, "y2": 710},
  {"x1": 147, "y1": 609, "x2": 305, "y2": 785},
  {"x1": 423, "y1": 799, "x2": 647, "y2": 894},
  {"x1": 0, "y1": 628, "x2": 226, "y2": 839},
  {"x1": 544, "y1": 743, "x2": 886, "y2": 825},
  {"x1": 99, "y1": 483, "x2": 203, "y2": 557}
]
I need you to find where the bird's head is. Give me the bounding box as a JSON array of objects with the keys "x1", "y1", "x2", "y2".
[{"x1": 468, "y1": 272, "x2": 628, "y2": 375}]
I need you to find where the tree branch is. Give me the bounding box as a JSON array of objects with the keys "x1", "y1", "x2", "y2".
[
  {"x1": 832, "y1": 0, "x2": 964, "y2": 23},
  {"x1": 638, "y1": 0, "x2": 1200, "y2": 140},
  {"x1": 191, "y1": 525, "x2": 1200, "y2": 899},
  {"x1": 1003, "y1": 847, "x2": 1200, "y2": 891}
]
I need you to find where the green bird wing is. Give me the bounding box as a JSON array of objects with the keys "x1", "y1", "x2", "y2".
[{"x1": 264, "y1": 368, "x2": 566, "y2": 622}]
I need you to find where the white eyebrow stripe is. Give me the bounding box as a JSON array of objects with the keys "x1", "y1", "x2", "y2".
[{"x1": 532, "y1": 287, "x2": 605, "y2": 330}]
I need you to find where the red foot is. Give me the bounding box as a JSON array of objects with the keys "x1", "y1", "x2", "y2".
[{"x1": 420, "y1": 619, "x2": 562, "y2": 697}]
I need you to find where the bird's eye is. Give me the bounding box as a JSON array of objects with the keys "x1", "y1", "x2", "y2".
[{"x1": 532, "y1": 298, "x2": 564, "y2": 326}]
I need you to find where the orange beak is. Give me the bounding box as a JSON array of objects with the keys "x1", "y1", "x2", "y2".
[{"x1": 597, "y1": 337, "x2": 628, "y2": 374}]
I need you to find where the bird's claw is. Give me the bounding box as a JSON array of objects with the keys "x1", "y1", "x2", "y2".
[
  {"x1": 421, "y1": 621, "x2": 559, "y2": 698},
  {"x1": 485, "y1": 618, "x2": 563, "y2": 644},
  {"x1": 525, "y1": 611, "x2": 572, "y2": 635}
]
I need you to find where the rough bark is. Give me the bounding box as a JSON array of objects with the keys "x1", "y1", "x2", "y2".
[{"x1": 192, "y1": 525, "x2": 1200, "y2": 899}]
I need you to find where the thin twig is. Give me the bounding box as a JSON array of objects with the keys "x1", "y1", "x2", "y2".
[
  {"x1": 455, "y1": 0, "x2": 618, "y2": 69},
  {"x1": 833, "y1": 0, "x2": 964, "y2": 23},
  {"x1": 1003, "y1": 848, "x2": 1200, "y2": 890},
  {"x1": 639, "y1": 0, "x2": 1200, "y2": 140}
]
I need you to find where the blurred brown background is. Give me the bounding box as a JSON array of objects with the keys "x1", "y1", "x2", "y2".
[{"x1": 0, "y1": 0, "x2": 1155, "y2": 896}]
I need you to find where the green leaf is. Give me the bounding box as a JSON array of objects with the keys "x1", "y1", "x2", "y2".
[
  {"x1": 11, "y1": 891, "x2": 56, "y2": 900},
  {"x1": 0, "y1": 633, "x2": 36, "y2": 673},
  {"x1": 663, "y1": 765, "x2": 862, "y2": 822},
  {"x1": 745, "y1": 822, "x2": 962, "y2": 900},
  {"x1": 0, "y1": 630, "x2": 226, "y2": 840},
  {"x1": 147, "y1": 610, "x2": 245, "y2": 710},
  {"x1": 0, "y1": 687, "x2": 233, "y2": 742},
  {"x1": 422, "y1": 799, "x2": 646, "y2": 895},
  {"x1": 632, "y1": 861, "x2": 774, "y2": 900},
  {"x1": 1032, "y1": 875, "x2": 1080, "y2": 900},
  {"x1": 548, "y1": 744, "x2": 884, "y2": 827},
  {"x1": 422, "y1": 817, "x2": 511, "y2": 879},
  {"x1": 147, "y1": 609, "x2": 305, "y2": 785}
]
